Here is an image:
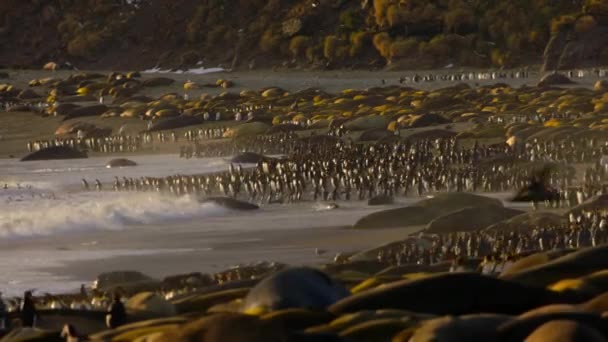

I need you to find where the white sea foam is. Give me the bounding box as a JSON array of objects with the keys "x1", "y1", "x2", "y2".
[{"x1": 0, "y1": 192, "x2": 229, "y2": 239}]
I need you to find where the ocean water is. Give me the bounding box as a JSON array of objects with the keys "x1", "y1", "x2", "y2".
[
  {"x1": 0, "y1": 154, "x2": 391, "y2": 297},
  {"x1": 0, "y1": 155, "x2": 239, "y2": 238}
]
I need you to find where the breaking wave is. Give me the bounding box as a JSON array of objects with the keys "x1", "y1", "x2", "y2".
[{"x1": 0, "y1": 191, "x2": 230, "y2": 239}]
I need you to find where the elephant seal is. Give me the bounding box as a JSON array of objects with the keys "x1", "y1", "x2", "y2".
[
  {"x1": 62, "y1": 104, "x2": 109, "y2": 121},
  {"x1": 408, "y1": 314, "x2": 512, "y2": 342},
  {"x1": 21, "y1": 146, "x2": 87, "y2": 161},
  {"x1": 200, "y1": 196, "x2": 259, "y2": 210},
  {"x1": 524, "y1": 320, "x2": 607, "y2": 342},
  {"x1": 242, "y1": 267, "x2": 350, "y2": 314},
  {"x1": 146, "y1": 115, "x2": 203, "y2": 132},
  {"x1": 367, "y1": 194, "x2": 394, "y2": 206},
  {"x1": 329, "y1": 272, "x2": 577, "y2": 316},
  {"x1": 106, "y1": 158, "x2": 137, "y2": 168},
  {"x1": 500, "y1": 245, "x2": 608, "y2": 287},
  {"x1": 231, "y1": 152, "x2": 272, "y2": 164}
]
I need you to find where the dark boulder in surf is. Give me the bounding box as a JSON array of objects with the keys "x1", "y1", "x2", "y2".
[
  {"x1": 200, "y1": 196, "x2": 260, "y2": 210},
  {"x1": 106, "y1": 158, "x2": 138, "y2": 168},
  {"x1": 20, "y1": 146, "x2": 87, "y2": 161}
]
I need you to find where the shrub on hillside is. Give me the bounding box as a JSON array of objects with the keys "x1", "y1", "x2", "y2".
[
  {"x1": 389, "y1": 38, "x2": 418, "y2": 60},
  {"x1": 575, "y1": 15, "x2": 598, "y2": 33},
  {"x1": 373, "y1": 32, "x2": 392, "y2": 60},
  {"x1": 289, "y1": 35, "x2": 311, "y2": 60},
  {"x1": 67, "y1": 32, "x2": 104, "y2": 58},
  {"x1": 350, "y1": 31, "x2": 371, "y2": 57},
  {"x1": 260, "y1": 28, "x2": 281, "y2": 53},
  {"x1": 324, "y1": 35, "x2": 338, "y2": 61}
]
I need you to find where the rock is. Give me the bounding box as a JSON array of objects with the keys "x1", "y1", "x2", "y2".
[
  {"x1": 200, "y1": 197, "x2": 259, "y2": 210},
  {"x1": 231, "y1": 152, "x2": 271, "y2": 164},
  {"x1": 146, "y1": 116, "x2": 203, "y2": 132},
  {"x1": 127, "y1": 292, "x2": 176, "y2": 317},
  {"x1": 329, "y1": 272, "x2": 575, "y2": 316},
  {"x1": 500, "y1": 245, "x2": 608, "y2": 287},
  {"x1": 538, "y1": 73, "x2": 574, "y2": 87},
  {"x1": 142, "y1": 77, "x2": 175, "y2": 87},
  {"x1": 106, "y1": 158, "x2": 137, "y2": 168},
  {"x1": 367, "y1": 195, "x2": 394, "y2": 206},
  {"x1": 409, "y1": 314, "x2": 511, "y2": 342},
  {"x1": 523, "y1": 320, "x2": 607, "y2": 342},
  {"x1": 242, "y1": 267, "x2": 350, "y2": 314},
  {"x1": 20, "y1": 146, "x2": 87, "y2": 161},
  {"x1": 353, "y1": 193, "x2": 502, "y2": 229},
  {"x1": 92, "y1": 271, "x2": 159, "y2": 293},
  {"x1": 223, "y1": 122, "x2": 271, "y2": 138},
  {"x1": 425, "y1": 206, "x2": 524, "y2": 234}
]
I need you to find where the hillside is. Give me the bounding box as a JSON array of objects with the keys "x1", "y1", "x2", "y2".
[{"x1": 1, "y1": 0, "x2": 608, "y2": 71}]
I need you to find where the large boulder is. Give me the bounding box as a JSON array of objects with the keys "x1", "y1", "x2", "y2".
[
  {"x1": 500, "y1": 245, "x2": 608, "y2": 287},
  {"x1": 425, "y1": 206, "x2": 524, "y2": 234},
  {"x1": 242, "y1": 267, "x2": 349, "y2": 314},
  {"x1": 223, "y1": 122, "x2": 270, "y2": 138},
  {"x1": 20, "y1": 146, "x2": 87, "y2": 161},
  {"x1": 127, "y1": 292, "x2": 176, "y2": 317},
  {"x1": 329, "y1": 272, "x2": 575, "y2": 316},
  {"x1": 200, "y1": 197, "x2": 259, "y2": 210},
  {"x1": 353, "y1": 193, "x2": 502, "y2": 229}
]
